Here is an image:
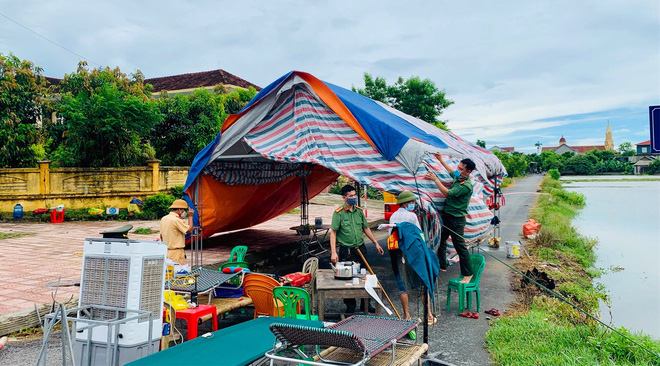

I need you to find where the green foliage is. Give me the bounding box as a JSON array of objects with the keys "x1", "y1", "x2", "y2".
[
  {"x1": 142, "y1": 193, "x2": 175, "y2": 219},
  {"x1": 500, "y1": 177, "x2": 513, "y2": 188},
  {"x1": 219, "y1": 86, "x2": 257, "y2": 115},
  {"x1": 170, "y1": 185, "x2": 184, "y2": 198},
  {"x1": 353, "y1": 73, "x2": 453, "y2": 129},
  {"x1": 540, "y1": 151, "x2": 566, "y2": 172},
  {"x1": 328, "y1": 177, "x2": 382, "y2": 200},
  {"x1": 152, "y1": 87, "x2": 256, "y2": 165},
  {"x1": 486, "y1": 307, "x2": 660, "y2": 365},
  {"x1": 647, "y1": 159, "x2": 660, "y2": 175},
  {"x1": 548, "y1": 168, "x2": 561, "y2": 180},
  {"x1": 486, "y1": 177, "x2": 660, "y2": 364},
  {"x1": 535, "y1": 148, "x2": 633, "y2": 176},
  {"x1": 0, "y1": 53, "x2": 49, "y2": 167},
  {"x1": 617, "y1": 142, "x2": 635, "y2": 157},
  {"x1": 476, "y1": 139, "x2": 486, "y2": 148},
  {"x1": 133, "y1": 227, "x2": 158, "y2": 235},
  {"x1": 492, "y1": 150, "x2": 529, "y2": 178},
  {"x1": 52, "y1": 64, "x2": 161, "y2": 167},
  {"x1": 564, "y1": 154, "x2": 596, "y2": 175}
]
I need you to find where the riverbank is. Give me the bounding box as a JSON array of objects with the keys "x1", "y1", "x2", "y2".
[{"x1": 485, "y1": 176, "x2": 660, "y2": 365}]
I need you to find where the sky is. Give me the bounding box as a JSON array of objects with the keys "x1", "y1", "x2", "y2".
[{"x1": 1, "y1": 0, "x2": 658, "y2": 153}]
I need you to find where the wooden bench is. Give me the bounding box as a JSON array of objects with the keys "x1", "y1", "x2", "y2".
[{"x1": 197, "y1": 294, "x2": 254, "y2": 322}]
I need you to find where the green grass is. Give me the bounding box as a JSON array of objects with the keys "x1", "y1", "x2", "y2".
[
  {"x1": 0, "y1": 232, "x2": 33, "y2": 240},
  {"x1": 500, "y1": 177, "x2": 514, "y2": 188},
  {"x1": 486, "y1": 305, "x2": 660, "y2": 365},
  {"x1": 133, "y1": 227, "x2": 158, "y2": 235},
  {"x1": 486, "y1": 176, "x2": 660, "y2": 365}
]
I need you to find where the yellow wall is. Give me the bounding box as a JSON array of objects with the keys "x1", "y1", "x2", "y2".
[{"x1": 0, "y1": 160, "x2": 189, "y2": 211}]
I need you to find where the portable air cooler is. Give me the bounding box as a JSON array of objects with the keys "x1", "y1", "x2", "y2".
[{"x1": 74, "y1": 238, "x2": 167, "y2": 365}]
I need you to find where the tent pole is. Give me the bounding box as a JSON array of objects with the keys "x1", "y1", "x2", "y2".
[{"x1": 299, "y1": 165, "x2": 310, "y2": 262}]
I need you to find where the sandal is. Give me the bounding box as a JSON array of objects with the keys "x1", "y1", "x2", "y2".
[
  {"x1": 485, "y1": 308, "x2": 501, "y2": 316},
  {"x1": 427, "y1": 316, "x2": 438, "y2": 325},
  {"x1": 469, "y1": 312, "x2": 479, "y2": 319},
  {"x1": 459, "y1": 310, "x2": 472, "y2": 318}
]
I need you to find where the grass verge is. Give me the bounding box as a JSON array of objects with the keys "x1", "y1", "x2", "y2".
[
  {"x1": 485, "y1": 176, "x2": 660, "y2": 365},
  {"x1": 0, "y1": 232, "x2": 34, "y2": 240}
]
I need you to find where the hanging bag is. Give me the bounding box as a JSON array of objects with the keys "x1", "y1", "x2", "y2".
[{"x1": 387, "y1": 227, "x2": 400, "y2": 250}]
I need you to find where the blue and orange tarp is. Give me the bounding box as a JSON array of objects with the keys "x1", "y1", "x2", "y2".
[{"x1": 184, "y1": 71, "x2": 506, "y2": 242}]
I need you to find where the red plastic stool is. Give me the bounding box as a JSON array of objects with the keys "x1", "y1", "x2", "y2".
[
  {"x1": 174, "y1": 304, "x2": 217, "y2": 340},
  {"x1": 50, "y1": 209, "x2": 65, "y2": 223}
]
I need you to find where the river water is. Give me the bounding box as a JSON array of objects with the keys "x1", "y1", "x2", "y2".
[{"x1": 562, "y1": 175, "x2": 660, "y2": 339}]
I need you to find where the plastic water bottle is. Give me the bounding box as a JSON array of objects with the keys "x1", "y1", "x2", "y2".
[{"x1": 13, "y1": 203, "x2": 23, "y2": 219}]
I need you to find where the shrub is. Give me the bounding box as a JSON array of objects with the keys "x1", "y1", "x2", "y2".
[
  {"x1": 548, "y1": 169, "x2": 560, "y2": 180},
  {"x1": 142, "y1": 193, "x2": 175, "y2": 219},
  {"x1": 170, "y1": 185, "x2": 184, "y2": 198}
]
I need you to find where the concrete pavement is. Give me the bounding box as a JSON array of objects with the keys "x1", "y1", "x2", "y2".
[{"x1": 0, "y1": 193, "x2": 383, "y2": 318}]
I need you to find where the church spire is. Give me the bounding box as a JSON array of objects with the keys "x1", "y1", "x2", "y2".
[{"x1": 604, "y1": 122, "x2": 614, "y2": 151}]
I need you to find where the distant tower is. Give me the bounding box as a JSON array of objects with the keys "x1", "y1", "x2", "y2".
[
  {"x1": 559, "y1": 136, "x2": 566, "y2": 145},
  {"x1": 604, "y1": 122, "x2": 614, "y2": 151}
]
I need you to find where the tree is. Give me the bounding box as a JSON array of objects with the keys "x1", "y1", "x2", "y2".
[
  {"x1": 353, "y1": 73, "x2": 453, "y2": 129},
  {"x1": 648, "y1": 158, "x2": 660, "y2": 175},
  {"x1": 492, "y1": 150, "x2": 529, "y2": 177},
  {"x1": 0, "y1": 53, "x2": 49, "y2": 167},
  {"x1": 52, "y1": 63, "x2": 161, "y2": 167},
  {"x1": 540, "y1": 151, "x2": 566, "y2": 172},
  {"x1": 564, "y1": 154, "x2": 596, "y2": 175},
  {"x1": 151, "y1": 87, "x2": 257, "y2": 166},
  {"x1": 617, "y1": 142, "x2": 635, "y2": 157},
  {"x1": 476, "y1": 140, "x2": 486, "y2": 148}
]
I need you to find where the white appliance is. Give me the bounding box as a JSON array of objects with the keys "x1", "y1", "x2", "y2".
[{"x1": 74, "y1": 238, "x2": 167, "y2": 365}]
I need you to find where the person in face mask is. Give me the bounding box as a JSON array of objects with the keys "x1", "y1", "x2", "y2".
[
  {"x1": 425, "y1": 153, "x2": 476, "y2": 284},
  {"x1": 160, "y1": 199, "x2": 194, "y2": 264},
  {"x1": 387, "y1": 190, "x2": 438, "y2": 323},
  {"x1": 330, "y1": 184, "x2": 384, "y2": 313}
]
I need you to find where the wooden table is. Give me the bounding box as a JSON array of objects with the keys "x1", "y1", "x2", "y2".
[{"x1": 315, "y1": 269, "x2": 383, "y2": 320}]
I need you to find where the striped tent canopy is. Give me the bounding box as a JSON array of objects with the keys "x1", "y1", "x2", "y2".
[{"x1": 184, "y1": 71, "x2": 507, "y2": 243}]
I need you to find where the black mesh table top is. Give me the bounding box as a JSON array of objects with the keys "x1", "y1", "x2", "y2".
[
  {"x1": 166, "y1": 268, "x2": 238, "y2": 293},
  {"x1": 328, "y1": 315, "x2": 418, "y2": 357}
]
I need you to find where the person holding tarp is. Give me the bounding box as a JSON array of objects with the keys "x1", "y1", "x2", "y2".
[
  {"x1": 330, "y1": 184, "x2": 384, "y2": 313},
  {"x1": 387, "y1": 190, "x2": 437, "y2": 325},
  {"x1": 425, "y1": 153, "x2": 476, "y2": 283}
]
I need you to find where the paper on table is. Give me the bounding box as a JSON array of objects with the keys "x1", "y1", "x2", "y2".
[{"x1": 364, "y1": 274, "x2": 392, "y2": 315}]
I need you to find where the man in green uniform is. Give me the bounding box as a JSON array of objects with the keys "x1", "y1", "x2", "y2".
[
  {"x1": 330, "y1": 184, "x2": 384, "y2": 313},
  {"x1": 425, "y1": 153, "x2": 475, "y2": 283}
]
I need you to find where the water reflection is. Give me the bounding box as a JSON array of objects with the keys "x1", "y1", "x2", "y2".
[{"x1": 563, "y1": 177, "x2": 660, "y2": 338}]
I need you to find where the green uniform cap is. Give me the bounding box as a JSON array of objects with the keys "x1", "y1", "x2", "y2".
[{"x1": 397, "y1": 190, "x2": 416, "y2": 204}]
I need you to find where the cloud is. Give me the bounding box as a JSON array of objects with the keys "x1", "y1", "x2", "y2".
[{"x1": 1, "y1": 0, "x2": 657, "y2": 153}]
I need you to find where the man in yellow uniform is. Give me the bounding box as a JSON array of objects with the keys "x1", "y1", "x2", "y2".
[
  {"x1": 330, "y1": 184, "x2": 384, "y2": 313},
  {"x1": 160, "y1": 199, "x2": 193, "y2": 264}
]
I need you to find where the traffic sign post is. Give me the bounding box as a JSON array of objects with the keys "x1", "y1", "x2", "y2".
[{"x1": 650, "y1": 106, "x2": 660, "y2": 154}]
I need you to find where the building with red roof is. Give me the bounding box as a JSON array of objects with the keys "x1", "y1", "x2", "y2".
[{"x1": 542, "y1": 124, "x2": 614, "y2": 155}]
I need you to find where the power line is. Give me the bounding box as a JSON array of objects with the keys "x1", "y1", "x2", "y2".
[{"x1": 0, "y1": 11, "x2": 101, "y2": 67}]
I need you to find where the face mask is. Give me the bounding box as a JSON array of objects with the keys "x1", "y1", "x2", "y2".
[
  {"x1": 346, "y1": 197, "x2": 358, "y2": 206},
  {"x1": 453, "y1": 170, "x2": 461, "y2": 179},
  {"x1": 180, "y1": 211, "x2": 188, "y2": 219},
  {"x1": 405, "y1": 203, "x2": 415, "y2": 212}
]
